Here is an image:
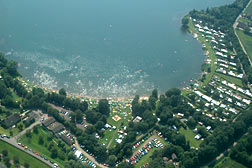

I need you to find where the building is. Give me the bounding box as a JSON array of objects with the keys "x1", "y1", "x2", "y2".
[
  {"x1": 58, "y1": 134, "x2": 73, "y2": 146},
  {"x1": 4, "y1": 113, "x2": 21, "y2": 128},
  {"x1": 133, "y1": 116, "x2": 142, "y2": 123},
  {"x1": 42, "y1": 117, "x2": 56, "y2": 127},
  {"x1": 48, "y1": 122, "x2": 64, "y2": 134}
]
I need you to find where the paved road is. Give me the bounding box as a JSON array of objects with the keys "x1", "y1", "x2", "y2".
[
  {"x1": 74, "y1": 138, "x2": 108, "y2": 168},
  {"x1": 0, "y1": 112, "x2": 54, "y2": 167},
  {"x1": 0, "y1": 137, "x2": 54, "y2": 167},
  {"x1": 233, "y1": 0, "x2": 252, "y2": 66}
]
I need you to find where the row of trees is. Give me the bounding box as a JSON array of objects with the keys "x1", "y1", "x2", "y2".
[{"x1": 230, "y1": 128, "x2": 252, "y2": 168}]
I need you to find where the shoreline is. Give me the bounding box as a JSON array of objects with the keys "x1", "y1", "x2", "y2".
[{"x1": 19, "y1": 76, "x2": 201, "y2": 102}]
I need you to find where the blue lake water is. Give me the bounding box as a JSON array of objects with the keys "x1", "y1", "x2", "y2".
[{"x1": 0, "y1": 0, "x2": 234, "y2": 97}]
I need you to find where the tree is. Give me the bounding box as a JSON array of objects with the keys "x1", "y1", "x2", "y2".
[
  {"x1": 175, "y1": 134, "x2": 186, "y2": 148},
  {"x1": 108, "y1": 155, "x2": 117, "y2": 167},
  {"x1": 4, "y1": 157, "x2": 11, "y2": 168},
  {"x1": 182, "y1": 17, "x2": 189, "y2": 29},
  {"x1": 13, "y1": 156, "x2": 19, "y2": 165},
  {"x1": 95, "y1": 121, "x2": 104, "y2": 130},
  {"x1": 25, "y1": 130, "x2": 32, "y2": 138},
  {"x1": 38, "y1": 136, "x2": 44, "y2": 145},
  {"x1": 24, "y1": 162, "x2": 30, "y2": 168},
  {"x1": 33, "y1": 125, "x2": 39, "y2": 134},
  {"x1": 58, "y1": 151, "x2": 65, "y2": 160},
  {"x1": 198, "y1": 126, "x2": 208, "y2": 138},
  {"x1": 118, "y1": 161, "x2": 135, "y2": 168},
  {"x1": 9, "y1": 130, "x2": 13, "y2": 136},
  {"x1": 75, "y1": 109, "x2": 84, "y2": 123},
  {"x1": 165, "y1": 88, "x2": 181, "y2": 97},
  {"x1": 149, "y1": 96, "x2": 157, "y2": 110},
  {"x1": 187, "y1": 117, "x2": 197, "y2": 129},
  {"x1": 65, "y1": 160, "x2": 92, "y2": 168},
  {"x1": 47, "y1": 132, "x2": 53, "y2": 141},
  {"x1": 2, "y1": 149, "x2": 8, "y2": 157},
  {"x1": 0, "y1": 81, "x2": 8, "y2": 99},
  {"x1": 51, "y1": 147, "x2": 58, "y2": 158},
  {"x1": 6, "y1": 60, "x2": 19, "y2": 77},
  {"x1": 98, "y1": 99, "x2": 110, "y2": 116},
  {"x1": 59, "y1": 88, "x2": 67, "y2": 97},
  {"x1": 151, "y1": 89, "x2": 158, "y2": 99},
  {"x1": 244, "y1": 25, "x2": 251, "y2": 35},
  {"x1": 17, "y1": 123, "x2": 23, "y2": 131}
]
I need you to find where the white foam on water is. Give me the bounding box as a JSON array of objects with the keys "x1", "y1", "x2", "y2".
[{"x1": 33, "y1": 71, "x2": 58, "y2": 89}]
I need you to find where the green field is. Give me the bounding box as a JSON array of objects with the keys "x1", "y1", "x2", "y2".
[
  {"x1": 99, "y1": 105, "x2": 132, "y2": 149},
  {"x1": 217, "y1": 73, "x2": 244, "y2": 87},
  {"x1": 19, "y1": 126, "x2": 69, "y2": 167},
  {"x1": 245, "y1": 1, "x2": 252, "y2": 15},
  {"x1": 0, "y1": 140, "x2": 49, "y2": 168},
  {"x1": 179, "y1": 127, "x2": 202, "y2": 148},
  {"x1": 213, "y1": 157, "x2": 247, "y2": 168},
  {"x1": 236, "y1": 29, "x2": 252, "y2": 61},
  {"x1": 134, "y1": 148, "x2": 156, "y2": 168}
]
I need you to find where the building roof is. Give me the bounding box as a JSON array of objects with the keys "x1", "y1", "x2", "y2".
[
  {"x1": 42, "y1": 117, "x2": 56, "y2": 127},
  {"x1": 133, "y1": 116, "x2": 142, "y2": 123},
  {"x1": 48, "y1": 122, "x2": 64, "y2": 134},
  {"x1": 4, "y1": 113, "x2": 21, "y2": 128},
  {"x1": 59, "y1": 134, "x2": 73, "y2": 146}
]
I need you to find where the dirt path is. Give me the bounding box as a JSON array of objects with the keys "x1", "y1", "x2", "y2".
[
  {"x1": 13, "y1": 113, "x2": 48, "y2": 141},
  {"x1": 106, "y1": 131, "x2": 117, "y2": 149}
]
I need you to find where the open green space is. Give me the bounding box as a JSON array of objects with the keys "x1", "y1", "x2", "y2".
[
  {"x1": 0, "y1": 140, "x2": 49, "y2": 168},
  {"x1": 245, "y1": 1, "x2": 252, "y2": 15},
  {"x1": 99, "y1": 106, "x2": 132, "y2": 149},
  {"x1": 179, "y1": 127, "x2": 202, "y2": 148},
  {"x1": 18, "y1": 126, "x2": 69, "y2": 167},
  {"x1": 236, "y1": 29, "x2": 252, "y2": 61},
  {"x1": 213, "y1": 157, "x2": 247, "y2": 168},
  {"x1": 216, "y1": 73, "x2": 244, "y2": 87},
  {"x1": 134, "y1": 148, "x2": 156, "y2": 168}
]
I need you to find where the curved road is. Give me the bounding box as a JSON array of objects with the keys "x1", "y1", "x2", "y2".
[{"x1": 74, "y1": 138, "x2": 108, "y2": 168}]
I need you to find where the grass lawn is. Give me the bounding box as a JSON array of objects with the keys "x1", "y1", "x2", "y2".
[
  {"x1": 179, "y1": 127, "x2": 202, "y2": 148},
  {"x1": 98, "y1": 128, "x2": 115, "y2": 147},
  {"x1": 216, "y1": 73, "x2": 244, "y2": 87},
  {"x1": 213, "y1": 157, "x2": 246, "y2": 168},
  {"x1": 11, "y1": 89, "x2": 22, "y2": 102},
  {"x1": 134, "y1": 148, "x2": 156, "y2": 168},
  {"x1": 99, "y1": 106, "x2": 132, "y2": 149},
  {"x1": 0, "y1": 121, "x2": 22, "y2": 137},
  {"x1": 236, "y1": 29, "x2": 252, "y2": 61},
  {"x1": 18, "y1": 126, "x2": 69, "y2": 167},
  {"x1": 245, "y1": 1, "x2": 252, "y2": 15},
  {"x1": 0, "y1": 140, "x2": 49, "y2": 168}
]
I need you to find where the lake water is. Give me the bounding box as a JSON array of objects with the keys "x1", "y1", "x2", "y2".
[{"x1": 0, "y1": 0, "x2": 234, "y2": 97}]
